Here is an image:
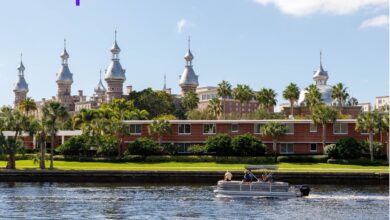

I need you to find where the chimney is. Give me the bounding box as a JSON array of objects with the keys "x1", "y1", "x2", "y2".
[
  {"x1": 78, "y1": 90, "x2": 83, "y2": 97},
  {"x1": 127, "y1": 85, "x2": 133, "y2": 94}
]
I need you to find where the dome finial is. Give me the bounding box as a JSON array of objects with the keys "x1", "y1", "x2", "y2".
[
  {"x1": 188, "y1": 35, "x2": 191, "y2": 50},
  {"x1": 320, "y1": 50, "x2": 323, "y2": 67},
  {"x1": 18, "y1": 52, "x2": 25, "y2": 74},
  {"x1": 115, "y1": 28, "x2": 117, "y2": 43},
  {"x1": 64, "y1": 38, "x2": 67, "y2": 50}
]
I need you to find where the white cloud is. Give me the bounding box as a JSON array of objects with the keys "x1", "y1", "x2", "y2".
[
  {"x1": 360, "y1": 14, "x2": 389, "y2": 28},
  {"x1": 177, "y1": 19, "x2": 190, "y2": 33},
  {"x1": 254, "y1": 0, "x2": 387, "y2": 16}
]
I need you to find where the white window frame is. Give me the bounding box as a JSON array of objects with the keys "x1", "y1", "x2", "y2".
[
  {"x1": 309, "y1": 123, "x2": 317, "y2": 133},
  {"x1": 284, "y1": 123, "x2": 294, "y2": 135},
  {"x1": 333, "y1": 123, "x2": 348, "y2": 135},
  {"x1": 178, "y1": 124, "x2": 191, "y2": 135},
  {"x1": 203, "y1": 123, "x2": 216, "y2": 135},
  {"x1": 310, "y1": 143, "x2": 317, "y2": 152},
  {"x1": 280, "y1": 143, "x2": 294, "y2": 154},
  {"x1": 231, "y1": 124, "x2": 239, "y2": 133},
  {"x1": 129, "y1": 124, "x2": 142, "y2": 135},
  {"x1": 254, "y1": 123, "x2": 263, "y2": 134}
]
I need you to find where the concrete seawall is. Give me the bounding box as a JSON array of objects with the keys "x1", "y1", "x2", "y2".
[{"x1": 0, "y1": 170, "x2": 388, "y2": 185}]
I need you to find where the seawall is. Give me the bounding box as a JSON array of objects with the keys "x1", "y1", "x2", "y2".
[{"x1": 0, "y1": 170, "x2": 388, "y2": 185}]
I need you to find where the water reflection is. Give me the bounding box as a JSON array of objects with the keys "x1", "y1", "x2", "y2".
[{"x1": 0, "y1": 183, "x2": 388, "y2": 220}]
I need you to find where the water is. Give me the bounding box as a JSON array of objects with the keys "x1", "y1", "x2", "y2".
[{"x1": 0, "y1": 183, "x2": 388, "y2": 220}]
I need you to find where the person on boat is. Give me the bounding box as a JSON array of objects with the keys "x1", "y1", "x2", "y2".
[
  {"x1": 243, "y1": 170, "x2": 252, "y2": 182},
  {"x1": 224, "y1": 171, "x2": 232, "y2": 181}
]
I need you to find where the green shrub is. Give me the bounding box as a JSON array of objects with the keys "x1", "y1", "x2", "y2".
[
  {"x1": 231, "y1": 134, "x2": 266, "y2": 156},
  {"x1": 97, "y1": 135, "x2": 118, "y2": 157},
  {"x1": 188, "y1": 145, "x2": 206, "y2": 155},
  {"x1": 360, "y1": 141, "x2": 385, "y2": 159},
  {"x1": 327, "y1": 158, "x2": 389, "y2": 166},
  {"x1": 336, "y1": 137, "x2": 362, "y2": 159},
  {"x1": 127, "y1": 137, "x2": 160, "y2": 158},
  {"x1": 57, "y1": 136, "x2": 87, "y2": 156},
  {"x1": 205, "y1": 134, "x2": 233, "y2": 156},
  {"x1": 161, "y1": 144, "x2": 178, "y2": 156},
  {"x1": 324, "y1": 144, "x2": 338, "y2": 159},
  {"x1": 277, "y1": 155, "x2": 328, "y2": 163}
]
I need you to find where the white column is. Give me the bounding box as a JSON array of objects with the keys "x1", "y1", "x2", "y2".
[
  {"x1": 33, "y1": 136, "x2": 36, "y2": 148},
  {"x1": 61, "y1": 136, "x2": 65, "y2": 145}
]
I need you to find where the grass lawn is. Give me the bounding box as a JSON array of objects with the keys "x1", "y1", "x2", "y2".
[{"x1": 0, "y1": 160, "x2": 388, "y2": 173}]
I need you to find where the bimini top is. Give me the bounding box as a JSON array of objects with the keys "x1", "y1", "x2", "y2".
[{"x1": 245, "y1": 165, "x2": 278, "y2": 171}]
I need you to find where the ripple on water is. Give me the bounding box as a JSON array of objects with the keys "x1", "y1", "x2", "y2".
[{"x1": 0, "y1": 183, "x2": 387, "y2": 220}]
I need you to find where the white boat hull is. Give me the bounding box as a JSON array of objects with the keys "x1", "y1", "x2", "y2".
[{"x1": 214, "y1": 189, "x2": 297, "y2": 198}]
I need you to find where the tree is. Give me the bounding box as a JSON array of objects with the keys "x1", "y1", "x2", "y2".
[
  {"x1": 207, "y1": 97, "x2": 223, "y2": 119},
  {"x1": 18, "y1": 97, "x2": 37, "y2": 116},
  {"x1": 0, "y1": 107, "x2": 33, "y2": 169},
  {"x1": 42, "y1": 101, "x2": 68, "y2": 169},
  {"x1": 148, "y1": 120, "x2": 172, "y2": 146},
  {"x1": 233, "y1": 84, "x2": 253, "y2": 117},
  {"x1": 332, "y1": 83, "x2": 349, "y2": 114},
  {"x1": 72, "y1": 109, "x2": 100, "y2": 134},
  {"x1": 347, "y1": 97, "x2": 358, "y2": 106},
  {"x1": 231, "y1": 134, "x2": 266, "y2": 156},
  {"x1": 261, "y1": 122, "x2": 288, "y2": 162},
  {"x1": 181, "y1": 91, "x2": 199, "y2": 111},
  {"x1": 128, "y1": 88, "x2": 176, "y2": 118},
  {"x1": 283, "y1": 83, "x2": 300, "y2": 117},
  {"x1": 205, "y1": 134, "x2": 232, "y2": 156},
  {"x1": 127, "y1": 137, "x2": 158, "y2": 160},
  {"x1": 305, "y1": 84, "x2": 322, "y2": 111},
  {"x1": 256, "y1": 88, "x2": 277, "y2": 114},
  {"x1": 217, "y1": 80, "x2": 232, "y2": 119},
  {"x1": 29, "y1": 119, "x2": 48, "y2": 169},
  {"x1": 311, "y1": 105, "x2": 338, "y2": 151},
  {"x1": 356, "y1": 111, "x2": 381, "y2": 161}
]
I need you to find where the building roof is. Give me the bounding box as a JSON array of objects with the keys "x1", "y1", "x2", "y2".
[
  {"x1": 56, "y1": 41, "x2": 73, "y2": 84},
  {"x1": 14, "y1": 60, "x2": 29, "y2": 93}
]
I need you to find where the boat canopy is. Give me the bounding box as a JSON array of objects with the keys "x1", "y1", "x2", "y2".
[{"x1": 245, "y1": 165, "x2": 278, "y2": 171}]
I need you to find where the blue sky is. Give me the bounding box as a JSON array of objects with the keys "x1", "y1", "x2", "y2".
[{"x1": 0, "y1": 0, "x2": 388, "y2": 106}]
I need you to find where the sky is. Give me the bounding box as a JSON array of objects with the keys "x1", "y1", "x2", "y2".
[{"x1": 0, "y1": 0, "x2": 388, "y2": 107}]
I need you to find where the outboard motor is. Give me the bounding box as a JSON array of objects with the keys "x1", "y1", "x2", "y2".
[{"x1": 300, "y1": 184, "x2": 310, "y2": 197}]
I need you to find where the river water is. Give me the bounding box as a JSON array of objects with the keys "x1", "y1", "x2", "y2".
[{"x1": 0, "y1": 183, "x2": 387, "y2": 220}]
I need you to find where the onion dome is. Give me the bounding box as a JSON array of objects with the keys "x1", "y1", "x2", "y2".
[
  {"x1": 179, "y1": 37, "x2": 199, "y2": 87},
  {"x1": 56, "y1": 39, "x2": 73, "y2": 84},
  {"x1": 95, "y1": 70, "x2": 106, "y2": 94},
  {"x1": 14, "y1": 56, "x2": 29, "y2": 93},
  {"x1": 298, "y1": 52, "x2": 333, "y2": 106},
  {"x1": 105, "y1": 30, "x2": 126, "y2": 81}
]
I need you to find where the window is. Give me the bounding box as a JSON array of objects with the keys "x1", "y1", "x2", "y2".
[
  {"x1": 285, "y1": 124, "x2": 294, "y2": 134},
  {"x1": 129, "y1": 124, "x2": 141, "y2": 134},
  {"x1": 310, "y1": 143, "x2": 317, "y2": 152},
  {"x1": 203, "y1": 124, "x2": 216, "y2": 134},
  {"x1": 254, "y1": 124, "x2": 264, "y2": 134},
  {"x1": 280, "y1": 143, "x2": 294, "y2": 154},
  {"x1": 178, "y1": 124, "x2": 191, "y2": 134},
  {"x1": 231, "y1": 124, "x2": 239, "y2": 133},
  {"x1": 333, "y1": 123, "x2": 348, "y2": 134},
  {"x1": 177, "y1": 143, "x2": 191, "y2": 153},
  {"x1": 309, "y1": 123, "x2": 317, "y2": 132}
]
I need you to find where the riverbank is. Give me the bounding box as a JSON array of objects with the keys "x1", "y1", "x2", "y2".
[
  {"x1": 0, "y1": 160, "x2": 388, "y2": 173},
  {"x1": 0, "y1": 170, "x2": 388, "y2": 184}
]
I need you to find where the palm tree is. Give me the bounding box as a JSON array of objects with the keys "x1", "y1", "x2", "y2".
[
  {"x1": 261, "y1": 122, "x2": 288, "y2": 162},
  {"x1": 282, "y1": 83, "x2": 300, "y2": 117},
  {"x1": 305, "y1": 84, "x2": 323, "y2": 111},
  {"x1": 18, "y1": 97, "x2": 37, "y2": 116},
  {"x1": 256, "y1": 88, "x2": 277, "y2": 114},
  {"x1": 42, "y1": 101, "x2": 68, "y2": 169},
  {"x1": 311, "y1": 105, "x2": 338, "y2": 151},
  {"x1": 332, "y1": 83, "x2": 349, "y2": 114},
  {"x1": 207, "y1": 97, "x2": 223, "y2": 119},
  {"x1": 0, "y1": 107, "x2": 32, "y2": 169},
  {"x1": 181, "y1": 91, "x2": 199, "y2": 111},
  {"x1": 356, "y1": 111, "x2": 381, "y2": 161},
  {"x1": 148, "y1": 120, "x2": 172, "y2": 145},
  {"x1": 72, "y1": 109, "x2": 100, "y2": 134},
  {"x1": 217, "y1": 80, "x2": 232, "y2": 119},
  {"x1": 29, "y1": 119, "x2": 48, "y2": 169},
  {"x1": 232, "y1": 84, "x2": 253, "y2": 117}
]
